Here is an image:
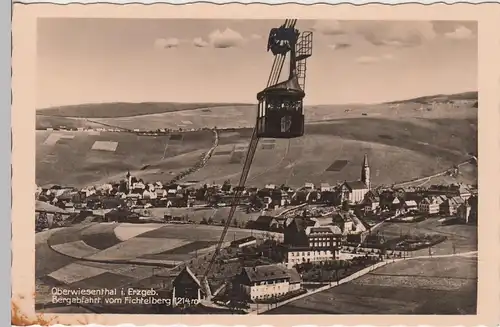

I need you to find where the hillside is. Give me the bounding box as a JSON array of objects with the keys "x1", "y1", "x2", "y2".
[
  {"x1": 36, "y1": 92, "x2": 478, "y2": 188},
  {"x1": 37, "y1": 102, "x2": 251, "y2": 118},
  {"x1": 387, "y1": 91, "x2": 478, "y2": 105}
]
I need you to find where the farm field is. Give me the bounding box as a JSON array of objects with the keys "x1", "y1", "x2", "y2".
[
  {"x1": 36, "y1": 222, "x2": 257, "y2": 307},
  {"x1": 267, "y1": 256, "x2": 477, "y2": 314},
  {"x1": 37, "y1": 102, "x2": 250, "y2": 118},
  {"x1": 189, "y1": 115, "x2": 477, "y2": 188},
  {"x1": 36, "y1": 130, "x2": 214, "y2": 187},
  {"x1": 375, "y1": 216, "x2": 478, "y2": 256},
  {"x1": 36, "y1": 93, "x2": 477, "y2": 189}
]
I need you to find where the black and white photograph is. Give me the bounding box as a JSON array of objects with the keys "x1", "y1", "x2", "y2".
[{"x1": 34, "y1": 17, "x2": 478, "y2": 315}]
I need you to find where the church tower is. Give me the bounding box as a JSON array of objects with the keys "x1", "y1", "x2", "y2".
[
  {"x1": 126, "y1": 170, "x2": 132, "y2": 193},
  {"x1": 361, "y1": 153, "x2": 370, "y2": 190}
]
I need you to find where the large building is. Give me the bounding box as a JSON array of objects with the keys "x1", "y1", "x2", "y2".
[
  {"x1": 235, "y1": 264, "x2": 301, "y2": 301},
  {"x1": 283, "y1": 218, "x2": 342, "y2": 268},
  {"x1": 340, "y1": 154, "x2": 371, "y2": 204}
]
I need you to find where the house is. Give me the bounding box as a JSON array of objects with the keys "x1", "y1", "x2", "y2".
[
  {"x1": 265, "y1": 184, "x2": 277, "y2": 190},
  {"x1": 340, "y1": 181, "x2": 369, "y2": 204},
  {"x1": 320, "y1": 188, "x2": 338, "y2": 205},
  {"x1": 304, "y1": 182, "x2": 315, "y2": 191},
  {"x1": 403, "y1": 200, "x2": 418, "y2": 213},
  {"x1": 235, "y1": 264, "x2": 302, "y2": 301},
  {"x1": 391, "y1": 197, "x2": 402, "y2": 211},
  {"x1": 252, "y1": 215, "x2": 280, "y2": 231},
  {"x1": 270, "y1": 189, "x2": 289, "y2": 208},
  {"x1": 332, "y1": 211, "x2": 367, "y2": 235},
  {"x1": 231, "y1": 236, "x2": 257, "y2": 248},
  {"x1": 171, "y1": 266, "x2": 207, "y2": 304},
  {"x1": 142, "y1": 189, "x2": 158, "y2": 200},
  {"x1": 320, "y1": 183, "x2": 331, "y2": 192},
  {"x1": 418, "y1": 197, "x2": 440, "y2": 215},
  {"x1": 362, "y1": 190, "x2": 380, "y2": 212},
  {"x1": 441, "y1": 196, "x2": 465, "y2": 216}
]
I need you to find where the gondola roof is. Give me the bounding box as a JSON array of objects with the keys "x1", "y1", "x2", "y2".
[{"x1": 257, "y1": 75, "x2": 305, "y2": 100}]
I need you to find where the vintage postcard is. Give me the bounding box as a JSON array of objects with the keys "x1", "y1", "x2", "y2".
[{"x1": 11, "y1": 2, "x2": 499, "y2": 326}]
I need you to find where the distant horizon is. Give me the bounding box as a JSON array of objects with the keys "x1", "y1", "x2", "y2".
[
  {"x1": 36, "y1": 90, "x2": 478, "y2": 112},
  {"x1": 38, "y1": 19, "x2": 477, "y2": 108}
]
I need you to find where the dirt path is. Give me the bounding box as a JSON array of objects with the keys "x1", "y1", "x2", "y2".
[{"x1": 169, "y1": 129, "x2": 220, "y2": 183}]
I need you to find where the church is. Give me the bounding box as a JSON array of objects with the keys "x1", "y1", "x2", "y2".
[{"x1": 340, "y1": 154, "x2": 371, "y2": 204}]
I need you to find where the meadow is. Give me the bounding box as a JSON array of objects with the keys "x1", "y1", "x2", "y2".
[
  {"x1": 36, "y1": 93, "x2": 478, "y2": 189},
  {"x1": 189, "y1": 115, "x2": 477, "y2": 188},
  {"x1": 36, "y1": 222, "x2": 257, "y2": 308},
  {"x1": 36, "y1": 130, "x2": 214, "y2": 187},
  {"x1": 37, "y1": 102, "x2": 250, "y2": 118},
  {"x1": 267, "y1": 256, "x2": 477, "y2": 314},
  {"x1": 376, "y1": 217, "x2": 478, "y2": 256}
]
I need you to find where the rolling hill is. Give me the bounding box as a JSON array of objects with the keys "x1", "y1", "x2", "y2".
[
  {"x1": 36, "y1": 92, "x2": 478, "y2": 188},
  {"x1": 37, "y1": 102, "x2": 251, "y2": 118}
]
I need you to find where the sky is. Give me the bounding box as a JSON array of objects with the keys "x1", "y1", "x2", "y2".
[{"x1": 37, "y1": 19, "x2": 478, "y2": 108}]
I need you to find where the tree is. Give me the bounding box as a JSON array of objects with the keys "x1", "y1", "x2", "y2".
[
  {"x1": 35, "y1": 212, "x2": 49, "y2": 232},
  {"x1": 52, "y1": 213, "x2": 64, "y2": 228}
]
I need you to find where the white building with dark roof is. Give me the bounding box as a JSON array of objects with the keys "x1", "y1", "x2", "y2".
[
  {"x1": 284, "y1": 221, "x2": 342, "y2": 268},
  {"x1": 236, "y1": 264, "x2": 301, "y2": 301}
]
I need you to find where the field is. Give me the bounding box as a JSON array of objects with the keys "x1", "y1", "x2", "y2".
[
  {"x1": 37, "y1": 102, "x2": 250, "y2": 118},
  {"x1": 36, "y1": 94, "x2": 477, "y2": 189},
  {"x1": 36, "y1": 130, "x2": 214, "y2": 187},
  {"x1": 267, "y1": 255, "x2": 477, "y2": 314},
  {"x1": 36, "y1": 221, "x2": 257, "y2": 309},
  {"x1": 375, "y1": 216, "x2": 478, "y2": 256},
  {"x1": 189, "y1": 114, "x2": 477, "y2": 188}
]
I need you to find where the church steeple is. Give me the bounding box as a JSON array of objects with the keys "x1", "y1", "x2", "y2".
[
  {"x1": 126, "y1": 170, "x2": 132, "y2": 193},
  {"x1": 361, "y1": 153, "x2": 370, "y2": 190}
]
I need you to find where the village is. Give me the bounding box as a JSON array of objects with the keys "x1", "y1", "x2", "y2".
[{"x1": 35, "y1": 153, "x2": 478, "y2": 313}]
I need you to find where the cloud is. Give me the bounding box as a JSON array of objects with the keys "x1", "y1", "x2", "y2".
[
  {"x1": 208, "y1": 28, "x2": 244, "y2": 48},
  {"x1": 154, "y1": 38, "x2": 180, "y2": 49},
  {"x1": 444, "y1": 26, "x2": 475, "y2": 40},
  {"x1": 311, "y1": 20, "x2": 345, "y2": 35},
  {"x1": 193, "y1": 37, "x2": 209, "y2": 48},
  {"x1": 355, "y1": 21, "x2": 436, "y2": 47},
  {"x1": 356, "y1": 54, "x2": 395, "y2": 64},
  {"x1": 328, "y1": 43, "x2": 351, "y2": 50}
]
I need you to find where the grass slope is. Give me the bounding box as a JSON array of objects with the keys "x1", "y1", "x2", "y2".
[
  {"x1": 36, "y1": 130, "x2": 214, "y2": 187},
  {"x1": 37, "y1": 102, "x2": 251, "y2": 118},
  {"x1": 189, "y1": 116, "x2": 477, "y2": 188},
  {"x1": 267, "y1": 256, "x2": 477, "y2": 315},
  {"x1": 36, "y1": 93, "x2": 478, "y2": 188}
]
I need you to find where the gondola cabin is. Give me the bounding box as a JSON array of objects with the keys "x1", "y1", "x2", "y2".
[{"x1": 256, "y1": 75, "x2": 305, "y2": 139}]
